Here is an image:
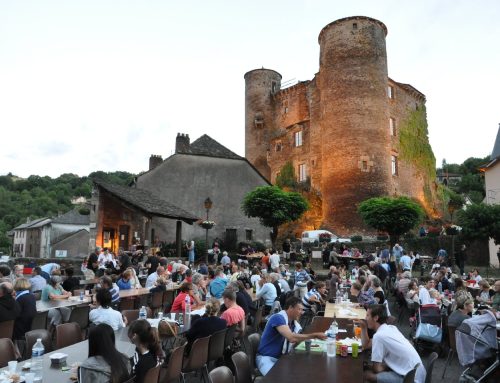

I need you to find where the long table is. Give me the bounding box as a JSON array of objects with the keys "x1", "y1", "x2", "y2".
[
  {"x1": 261, "y1": 351, "x2": 364, "y2": 383},
  {"x1": 36, "y1": 297, "x2": 92, "y2": 313},
  {"x1": 324, "y1": 302, "x2": 367, "y2": 320},
  {"x1": 4, "y1": 328, "x2": 134, "y2": 383}
]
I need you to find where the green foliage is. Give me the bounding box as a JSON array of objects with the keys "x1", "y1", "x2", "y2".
[
  {"x1": 251, "y1": 241, "x2": 266, "y2": 252},
  {"x1": 457, "y1": 203, "x2": 500, "y2": 244},
  {"x1": 358, "y1": 196, "x2": 424, "y2": 243},
  {"x1": 351, "y1": 235, "x2": 363, "y2": 242},
  {"x1": 242, "y1": 185, "x2": 309, "y2": 245},
  {"x1": 275, "y1": 162, "x2": 297, "y2": 189},
  {"x1": 447, "y1": 190, "x2": 465, "y2": 221},
  {"x1": 398, "y1": 105, "x2": 436, "y2": 180},
  {"x1": 0, "y1": 171, "x2": 135, "y2": 253}
]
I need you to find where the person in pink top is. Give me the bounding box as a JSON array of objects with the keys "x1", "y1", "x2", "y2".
[
  {"x1": 170, "y1": 282, "x2": 197, "y2": 313},
  {"x1": 220, "y1": 289, "x2": 246, "y2": 335}
]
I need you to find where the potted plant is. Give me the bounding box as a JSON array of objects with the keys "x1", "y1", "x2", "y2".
[{"x1": 199, "y1": 220, "x2": 216, "y2": 230}]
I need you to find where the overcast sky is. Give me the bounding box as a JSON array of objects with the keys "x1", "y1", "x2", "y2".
[{"x1": 1, "y1": 0, "x2": 499, "y2": 178}]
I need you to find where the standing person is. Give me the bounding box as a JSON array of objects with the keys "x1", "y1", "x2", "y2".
[
  {"x1": 293, "y1": 262, "x2": 310, "y2": 299},
  {"x1": 220, "y1": 251, "x2": 231, "y2": 271},
  {"x1": 455, "y1": 244, "x2": 467, "y2": 276},
  {"x1": 269, "y1": 249, "x2": 281, "y2": 272},
  {"x1": 399, "y1": 252, "x2": 413, "y2": 273},
  {"x1": 364, "y1": 304, "x2": 426, "y2": 383},
  {"x1": 88, "y1": 247, "x2": 101, "y2": 275},
  {"x1": 79, "y1": 323, "x2": 131, "y2": 383},
  {"x1": 211, "y1": 238, "x2": 221, "y2": 264},
  {"x1": 282, "y1": 239, "x2": 291, "y2": 261},
  {"x1": 145, "y1": 252, "x2": 160, "y2": 276},
  {"x1": 128, "y1": 320, "x2": 161, "y2": 383},
  {"x1": 256, "y1": 297, "x2": 327, "y2": 375},
  {"x1": 40, "y1": 262, "x2": 60, "y2": 281},
  {"x1": 13, "y1": 278, "x2": 36, "y2": 340},
  {"x1": 187, "y1": 240, "x2": 195, "y2": 265}
]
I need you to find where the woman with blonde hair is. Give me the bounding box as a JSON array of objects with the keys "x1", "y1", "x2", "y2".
[{"x1": 14, "y1": 277, "x2": 36, "y2": 339}]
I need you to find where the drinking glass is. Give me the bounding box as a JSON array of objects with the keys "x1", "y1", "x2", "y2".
[{"x1": 326, "y1": 339, "x2": 336, "y2": 357}]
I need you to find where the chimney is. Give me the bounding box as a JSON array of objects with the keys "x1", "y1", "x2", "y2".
[
  {"x1": 175, "y1": 133, "x2": 190, "y2": 154},
  {"x1": 149, "y1": 154, "x2": 163, "y2": 170}
]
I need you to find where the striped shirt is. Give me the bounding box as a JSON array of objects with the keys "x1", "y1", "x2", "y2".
[{"x1": 302, "y1": 289, "x2": 321, "y2": 309}]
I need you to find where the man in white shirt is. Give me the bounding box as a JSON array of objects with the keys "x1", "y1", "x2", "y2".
[
  {"x1": 418, "y1": 277, "x2": 437, "y2": 305},
  {"x1": 97, "y1": 248, "x2": 114, "y2": 269},
  {"x1": 269, "y1": 250, "x2": 281, "y2": 272},
  {"x1": 365, "y1": 304, "x2": 426, "y2": 383},
  {"x1": 145, "y1": 266, "x2": 166, "y2": 289},
  {"x1": 89, "y1": 288, "x2": 126, "y2": 331},
  {"x1": 399, "y1": 253, "x2": 413, "y2": 273}
]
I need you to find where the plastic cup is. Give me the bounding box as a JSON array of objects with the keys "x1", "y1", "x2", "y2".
[
  {"x1": 8, "y1": 361, "x2": 17, "y2": 373},
  {"x1": 25, "y1": 373, "x2": 35, "y2": 383},
  {"x1": 326, "y1": 340, "x2": 336, "y2": 357},
  {"x1": 354, "y1": 326, "x2": 362, "y2": 339},
  {"x1": 157, "y1": 312, "x2": 163, "y2": 320}
]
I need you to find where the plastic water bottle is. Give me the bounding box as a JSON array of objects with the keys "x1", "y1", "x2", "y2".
[
  {"x1": 184, "y1": 295, "x2": 191, "y2": 329},
  {"x1": 139, "y1": 306, "x2": 147, "y2": 320},
  {"x1": 438, "y1": 282, "x2": 443, "y2": 294},
  {"x1": 343, "y1": 289, "x2": 349, "y2": 302},
  {"x1": 31, "y1": 338, "x2": 44, "y2": 381},
  {"x1": 335, "y1": 285, "x2": 341, "y2": 304},
  {"x1": 79, "y1": 291, "x2": 84, "y2": 301},
  {"x1": 329, "y1": 315, "x2": 338, "y2": 338}
]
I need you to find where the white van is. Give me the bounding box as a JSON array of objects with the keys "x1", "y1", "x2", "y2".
[{"x1": 301, "y1": 230, "x2": 351, "y2": 245}]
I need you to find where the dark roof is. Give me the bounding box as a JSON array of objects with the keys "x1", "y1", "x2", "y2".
[
  {"x1": 51, "y1": 228, "x2": 89, "y2": 245},
  {"x1": 93, "y1": 179, "x2": 199, "y2": 224},
  {"x1": 178, "y1": 134, "x2": 242, "y2": 160},
  {"x1": 13, "y1": 217, "x2": 50, "y2": 230},
  {"x1": 52, "y1": 210, "x2": 90, "y2": 225},
  {"x1": 491, "y1": 124, "x2": 500, "y2": 161}
]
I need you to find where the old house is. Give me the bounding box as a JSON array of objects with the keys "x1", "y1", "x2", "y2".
[
  {"x1": 133, "y1": 134, "x2": 271, "y2": 250},
  {"x1": 481, "y1": 124, "x2": 500, "y2": 268},
  {"x1": 89, "y1": 179, "x2": 199, "y2": 255}
]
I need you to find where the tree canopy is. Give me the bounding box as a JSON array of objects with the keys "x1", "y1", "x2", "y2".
[
  {"x1": 242, "y1": 185, "x2": 309, "y2": 246},
  {"x1": 457, "y1": 203, "x2": 500, "y2": 245},
  {"x1": 357, "y1": 196, "x2": 424, "y2": 245}
]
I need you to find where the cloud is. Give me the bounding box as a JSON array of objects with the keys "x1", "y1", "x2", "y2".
[{"x1": 36, "y1": 141, "x2": 73, "y2": 157}]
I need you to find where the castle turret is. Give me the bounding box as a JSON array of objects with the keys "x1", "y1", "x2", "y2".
[
  {"x1": 244, "y1": 68, "x2": 282, "y2": 180},
  {"x1": 317, "y1": 17, "x2": 392, "y2": 233}
]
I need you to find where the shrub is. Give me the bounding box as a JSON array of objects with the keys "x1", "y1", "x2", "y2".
[
  {"x1": 376, "y1": 235, "x2": 389, "y2": 241},
  {"x1": 251, "y1": 241, "x2": 266, "y2": 252},
  {"x1": 351, "y1": 235, "x2": 363, "y2": 242},
  {"x1": 427, "y1": 226, "x2": 441, "y2": 237}
]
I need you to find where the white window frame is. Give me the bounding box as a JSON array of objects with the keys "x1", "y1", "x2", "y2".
[
  {"x1": 388, "y1": 85, "x2": 394, "y2": 99},
  {"x1": 391, "y1": 155, "x2": 398, "y2": 176},
  {"x1": 389, "y1": 117, "x2": 396, "y2": 136},
  {"x1": 294, "y1": 131, "x2": 303, "y2": 147},
  {"x1": 298, "y1": 163, "x2": 307, "y2": 182}
]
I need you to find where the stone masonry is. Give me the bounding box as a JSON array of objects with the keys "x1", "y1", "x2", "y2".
[{"x1": 244, "y1": 16, "x2": 437, "y2": 235}]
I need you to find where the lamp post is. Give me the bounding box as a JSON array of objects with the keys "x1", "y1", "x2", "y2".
[{"x1": 204, "y1": 197, "x2": 213, "y2": 263}]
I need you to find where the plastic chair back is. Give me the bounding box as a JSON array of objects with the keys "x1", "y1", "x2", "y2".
[
  {"x1": 68, "y1": 305, "x2": 90, "y2": 330},
  {"x1": 31, "y1": 311, "x2": 48, "y2": 330},
  {"x1": 0, "y1": 320, "x2": 15, "y2": 339},
  {"x1": 122, "y1": 310, "x2": 140, "y2": 324},
  {"x1": 247, "y1": 333, "x2": 261, "y2": 372},
  {"x1": 231, "y1": 351, "x2": 252, "y2": 383},
  {"x1": 208, "y1": 366, "x2": 234, "y2": 383},
  {"x1": 162, "y1": 343, "x2": 186, "y2": 383},
  {"x1": 0, "y1": 338, "x2": 20, "y2": 368},
  {"x1": 424, "y1": 352, "x2": 438, "y2": 383},
  {"x1": 25, "y1": 329, "x2": 52, "y2": 359},
  {"x1": 182, "y1": 335, "x2": 210, "y2": 373},
  {"x1": 144, "y1": 364, "x2": 161, "y2": 383},
  {"x1": 56, "y1": 322, "x2": 82, "y2": 349}
]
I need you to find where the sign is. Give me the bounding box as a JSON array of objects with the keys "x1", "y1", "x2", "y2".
[
  {"x1": 312, "y1": 250, "x2": 322, "y2": 259},
  {"x1": 55, "y1": 250, "x2": 67, "y2": 258}
]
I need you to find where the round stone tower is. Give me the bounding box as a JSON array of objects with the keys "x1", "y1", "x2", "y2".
[
  {"x1": 244, "y1": 68, "x2": 282, "y2": 180},
  {"x1": 318, "y1": 16, "x2": 392, "y2": 233}
]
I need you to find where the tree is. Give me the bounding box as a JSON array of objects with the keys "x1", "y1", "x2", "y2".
[
  {"x1": 357, "y1": 196, "x2": 424, "y2": 246},
  {"x1": 447, "y1": 190, "x2": 465, "y2": 223},
  {"x1": 242, "y1": 186, "x2": 309, "y2": 246},
  {"x1": 457, "y1": 203, "x2": 500, "y2": 245}
]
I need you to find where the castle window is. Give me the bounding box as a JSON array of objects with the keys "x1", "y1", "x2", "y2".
[
  {"x1": 362, "y1": 160, "x2": 368, "y2": 171},
  {"x1": 245, "y1": 229, "x2": 253, "y2": 241},
  {"x1": 275, "y1": 142, "x2": 282, "y2": 152},
  {"x1": 353, "y1": 23, "x2": 358, "y2": 30},
  {"x1": 271, "y1": 81, "x2": 277, "y2": 94},
  {"x1": 388, "y1": 85, "x2": 395, "y2": 99},
  {"x1": 389, "y1": 117, "x2": 396, "y2": 136},
  {"x1": 294, "y1": 131, "x2": 303, "y2": 147},
  {"x1": 391, "y1": 155, "x2": 398, "y2": 176},
  {"x1": 284, "y1": 107, "x2": 288, "y2": 113},
  {"x1": 298, "y1": 163, "x2": 307, "y2": 182}
]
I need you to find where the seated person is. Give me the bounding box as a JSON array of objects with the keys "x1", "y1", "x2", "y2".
[
  {"x1": 89, "y1": 288, "x2": 126, "y2": 331},
  {"x1": 256, "y1": 274, "x2": 278, "y2": 315},
  {"x1": 364, "y1": 304, "x2": 426, "y2": 383},
  {"x1": 184, "y1": 298, "x2": 226, "y2": 352},
  {"x1": 302, "y1": 281, "x2": 326, "y2": 313},
  {"x1": 116, "y1": 270, "x2": 133, "y2": 290},
  {"x1": 405, "y1": 281, "x2": 420, "y2": 305},
  {"x1": 170, "y1": 282, "x2": 198, "y2": 313},
  {"x1": 448, "y1": 295, "x2": 473, "y2": 328},
  {"x1": 42, "y1": 276, "x2": 71, "y2": 325},
  {"x1": 220, "y1": 289, "x2": 246, "y2": 336},
  {"x1": 418, "y1": 277, "x2": 437, "y2": 305},
  {"x1": 492, "y1": 279, "x2": 500, "y2": 310},
  {"x1": 256, "y1": 296, "x2": 326, "y2": 375},
  {"x1": 476, "y1": 281, "x2": 494, "y2": 306},
  {"x1": 150, "y1": 276, "x2": 168, "y2": 294},
  {"x1": 62, "y1": 267, "x2": 80, "y2": 292}
]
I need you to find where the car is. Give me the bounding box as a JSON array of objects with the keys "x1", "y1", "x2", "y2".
[{"x1": 301, "y1": 230, "x2": 351, "y2": 245}]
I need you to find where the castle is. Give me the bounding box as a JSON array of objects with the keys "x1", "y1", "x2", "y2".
[{"x1": 244, "y1": 16, "x2": 437, "y2": 235}]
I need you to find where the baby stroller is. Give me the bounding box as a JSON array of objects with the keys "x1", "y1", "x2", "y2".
[
  {"x1": 412, "y1": 304, "x2": 444, "y2": 354},
  {"x1": 455, "y1": 310, "x2": 499, "y2": 383}
]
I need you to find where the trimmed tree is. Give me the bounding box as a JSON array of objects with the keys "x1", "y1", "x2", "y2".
[
  {"x1": 357, "y1": 196, "x2": 424, "y2": 247},
  {"x1": 242, "y1": 185, "x2": 309, "y2": 247},
  {"x1": 457, "y1": 203, "x2": 500, "y2": 245}
]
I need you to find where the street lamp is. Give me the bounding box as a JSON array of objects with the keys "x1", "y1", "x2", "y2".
[{"x1": 204, "y1": 197, "x2": 213, "y2": 263}]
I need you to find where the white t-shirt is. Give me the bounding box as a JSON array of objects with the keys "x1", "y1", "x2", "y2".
[
  {"x1": 418, "y1": 286, "x2": 436, "y2": 305},
  {"x1": 145, "y1": 272, "x2": 159, "y2": 289},
  {"x1": 250, "y1": 275, "x2": 261, "y2": 286},
  {"x1": 372, "y1": 324, "x2": 426, "y2": 383},
  {"x1": 400, "y1": 255, "x2": 412, "y2": 270},
  {"x1": 89, "y1": 306, "x2": 125, "y2": 331},
  {"x1": 270, "y1": 253, "x2": 280, "y2": 269}
]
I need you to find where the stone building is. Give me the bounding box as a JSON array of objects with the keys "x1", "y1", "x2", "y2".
[
  {"x1": 245, "y1": 16, "x2": 438, "y2": 235},
  {"x1": 133, "y1": 134, "x2": 271, "y2": 250}
]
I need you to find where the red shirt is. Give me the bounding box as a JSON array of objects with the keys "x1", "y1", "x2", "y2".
[
  {"x1": 262, "y1": 255, "x2": 270, "y2": 266},
  {"x1": 171, "y1": 292, "x2": 195, "y2": 313},
  {"x1": 220, "y1": 304, "x2": 245, "y2": 326}
]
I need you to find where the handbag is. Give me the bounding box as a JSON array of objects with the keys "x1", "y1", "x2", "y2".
[{"x1": 415, "y1": 323, "x2": 442, "y2": 343}]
